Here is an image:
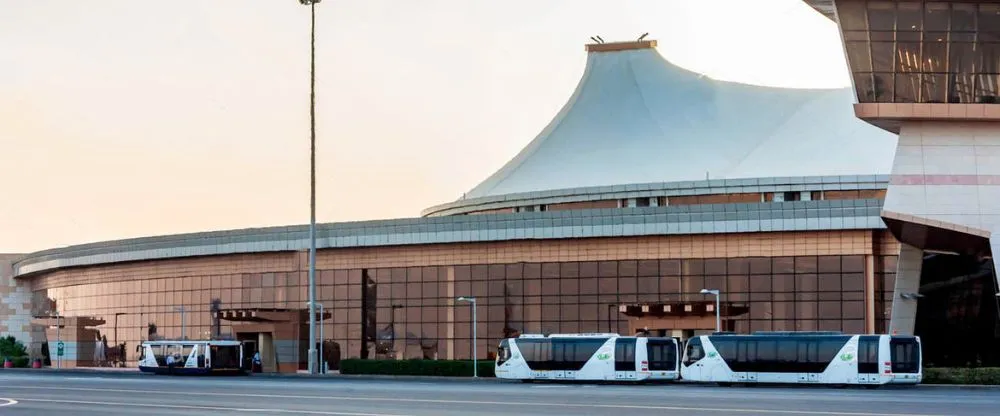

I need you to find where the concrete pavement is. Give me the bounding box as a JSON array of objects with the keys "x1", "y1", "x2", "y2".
[{"x1": 0, "y1": 372, "x2": 996, "y2": 415}]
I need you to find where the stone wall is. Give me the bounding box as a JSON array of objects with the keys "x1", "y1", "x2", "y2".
[{"x1": 0, "y1": 254, "x2": 34, "y2": 353}]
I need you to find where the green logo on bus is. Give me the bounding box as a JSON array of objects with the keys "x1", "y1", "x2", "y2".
[
  {"x1": 707, "y1": 351, "x2": 717, "y2": 358},
  {"x1": 840, "y1": 353, "x2": 855, "y2": 362},
  {"x1": 597, "y1": 352, "x2": 611, "y2": 360}
]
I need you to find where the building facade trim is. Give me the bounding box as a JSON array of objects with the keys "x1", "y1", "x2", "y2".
[
  {"x1": 14, "y1": 199, "x2": 887, "y2": 278},
  {"x1": 423, "y1": 175, "x2": 888, "y2": 217}
]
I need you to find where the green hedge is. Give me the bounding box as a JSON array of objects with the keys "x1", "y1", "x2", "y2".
[
  {"x1": 340, "y1": 359, "x2": 494, "y2": 377},
  {"x1": 923, "y1": 367, "x2": 1000, "y2": 385}
]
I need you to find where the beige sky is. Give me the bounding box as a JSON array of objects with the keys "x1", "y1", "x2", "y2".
[{"x1": 0, "y1": 0, "x2": 849, "y2": 253}]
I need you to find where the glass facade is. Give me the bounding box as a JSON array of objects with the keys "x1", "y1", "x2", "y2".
[
  {"x1": 35, "y1": 254, "x2": 892, "y2": 366},
  {"x1": 837, "y1": 1, "x2": 1000, "y2": 104},
  {"x1": 915, "y1": 253, "x2": 1000, "y2": 367}
]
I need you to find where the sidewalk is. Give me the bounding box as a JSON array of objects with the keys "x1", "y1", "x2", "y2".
[
  {"x1": 0, "y1": 367, "x2": 504, "y2": 382},
  {"x1": 3, "y1": 367, "x2": 999, "y2": 389}
]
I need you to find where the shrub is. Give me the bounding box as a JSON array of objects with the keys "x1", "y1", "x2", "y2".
[
  {"x1": 0, "y1": 335, "x2": 27, "y2": 360},
  {"x1": 339, "y1": 359, "x2": 495, "y2": 377},
  {"x1": 10, "y1": 357, "x2": 30, "y2": 368},
  {"x1": 923, "y1": 367, "x2": 1000, "y2": 385}
]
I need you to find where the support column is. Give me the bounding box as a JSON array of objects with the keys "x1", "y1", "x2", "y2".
[
  {"x1": 258, "y1": 332, "x2": 275, "y2": 373},
  {"x1": 445, "y1": 266, "x2": 455, "y2": 360},
  {"x1": 888, "y1": 244, "x2": 923, "y2": 336},
  {"x1": 992, "y1": 238, "x2": 1000, "y2": 295},
  {"x1": 864, "y1": 254, "x2": 876, "y2": 334}
]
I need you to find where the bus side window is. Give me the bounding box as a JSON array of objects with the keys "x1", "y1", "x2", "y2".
[{"x1": 684, "y1": 338, "x2": 704, "y2": 366}]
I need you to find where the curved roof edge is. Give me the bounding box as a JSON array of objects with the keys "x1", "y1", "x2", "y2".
[
  {"x1": 15, "y1": 202, "x2": 887, "y2": 279},
  {"x1": 423, "y1": 174, "x2": 889, "y2": 217}
]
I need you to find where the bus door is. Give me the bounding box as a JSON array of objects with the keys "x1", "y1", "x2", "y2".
[
  {"x1": 856, "y1": 336, "x2": 880, "y2": 384},
  {"x1": 889, "y1": 336, "x2": 921, "y2": 381},
  {"x1": 614, "y1": 337, "x2": 637, "y2": 380},
  {"x1": 736, "y1": 339, "x2": 757, "y2": 383},
  {"x1": 645, "y1": 338, "x2": 679, "y2": 380}
]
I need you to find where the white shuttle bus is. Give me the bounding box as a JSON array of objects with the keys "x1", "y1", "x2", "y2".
[
  {"x1": 138, "y1": 340, "x2": 245, "y2": 375},
  {"x1": 495, "y1": 333, "x2": 680, "y2": 382},
  {"x1": 680, "y1": 332, "x2": 922, "y2": 386}
]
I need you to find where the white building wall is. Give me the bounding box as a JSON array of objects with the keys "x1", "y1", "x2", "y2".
[
  {"x1": 883, "y1": 121, "x2": 1000, "y2": 234},
  {"x1": 882, "y1": 121, "x2": 1000, "y2": 334}
]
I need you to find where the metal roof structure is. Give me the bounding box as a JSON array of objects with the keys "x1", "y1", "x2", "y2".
[
  {"x1": 462, "y1": 39, "x2": 895, "y2": 200},
  {"x1": 803, "y1": 0, "x2": 838, "y2": 21},
  {"x1": 14, "y1": 196, "x2": 886, "y2": 277}
]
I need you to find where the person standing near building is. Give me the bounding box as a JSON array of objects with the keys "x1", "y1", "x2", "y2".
[
  {"x1": 165, "y1": 353, "x2": 175, "y2": 374},
  {"x1": 252, "y1": 350, "x2": 262, "y2": 373}
]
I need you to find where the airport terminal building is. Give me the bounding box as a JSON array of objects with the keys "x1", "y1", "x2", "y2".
[{"x1": 2, "y1": 1, "x2": 999, "y2": 372}]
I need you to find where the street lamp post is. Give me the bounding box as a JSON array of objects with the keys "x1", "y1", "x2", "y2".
[
  {"x1": 297, "y1": 0, "x2": 321, "y2": 375},
  {"x1": 55, "y1": 311, "x2": 61, "y2": 369},
  {"x1": 114, "y1": 312, "x2": 126, "y2": 345},
  {"x1": 390, "y1": 304, "x2": 403, "y2": 357},
  {"x1": 456, "y1": 296, "x2": 477, "y2": 378},
  {"x1": 306, "y1": 301, "x2": 325, "y2": 373},
  {"x1": 700, "y1": 289, "x2": 721, "y2": 333},
  {"x1": 175, "y1": 306, "x2": 187, "y2": 340}
]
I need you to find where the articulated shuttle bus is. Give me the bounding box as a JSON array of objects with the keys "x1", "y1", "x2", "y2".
[
  {"x1": 496, "y1": 332, "x2": 921, "y2": 387},
  {"x1": 680, "y1": 332, "x2": 922, "y2": 386},
  {"x1": 139, "y1": 340, "x2": 245, "y2": 375},
  {"x1": 495, "y1": 333, "x2": 680, "y2": 382}
]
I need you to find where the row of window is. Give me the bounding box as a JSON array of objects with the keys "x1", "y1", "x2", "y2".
[
  {"x1": 845, "y1": 40, "x2": 1000, "y2": 73},
  {"x1": 510, "y1": 190, "x2": 872, "y2": 213},
  {"x1": 515, "y1": 338, "x2": 609, "y2": 371},
  {"x1": 686, "y1": 335, "x2": 853, "y2": 373},
  {"x1": 41, "y1": 257, "x2": 889, "y2": 298},
  {"x1": 684, "y1": 335, "x2": 921, "y2": 374},
  {"x1": 837, "y1": 1, "x2": 1000, "y2": 33},
  {"x1": 509, "y1": 337, "x2": 678, "y2": 372},
  {"x1": 853, "y1": 72, "x2": 1000, "y2": 104}
]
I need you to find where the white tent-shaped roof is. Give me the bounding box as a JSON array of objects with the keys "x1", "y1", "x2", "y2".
[{"x1": 464, "y1": 40, "x2": 896, "y2": 200}]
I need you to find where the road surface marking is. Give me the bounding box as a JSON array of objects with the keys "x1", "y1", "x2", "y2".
[
  {"x1": 15, "y1": 398, "x2": 405, "y2": 416},
  {"x1": 0, "y1": 386, "x2": 951, "y2": 416},
  {"x1": 0, "y1": 398, "x2": 17, "y2": 407}
]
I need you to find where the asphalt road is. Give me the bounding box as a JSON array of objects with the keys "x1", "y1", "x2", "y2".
[{"x1": 0, "y1": 372, "x2": 996, "y2": 415}]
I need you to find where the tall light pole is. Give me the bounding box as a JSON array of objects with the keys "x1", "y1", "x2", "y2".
[
  {"x1": 114, "y1": 312, "x2": 126, "y2": 345},
  {"x1": 456, "y1": 296, "x2": 477, "y2": 378},
  {"x1": 298, "y1": 0, "x2": 321, "y2": 375},
  {"x1": 700, "y1": 289, "x2": 721, "y2": 333},
  {"x1": 175, "y1": 306, "x2": 187, "y2": 340},
  {"x1": 306, "y1": 301, "x2": 325, "y2": 373},
  {"x1": 55, "y1": 311, "x2": 61, "y2": 369}
]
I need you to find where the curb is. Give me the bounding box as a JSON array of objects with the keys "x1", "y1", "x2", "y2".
[
  {"x1": 0, "y1": 368, "x2": 505, "y2": 382},
  {"x1": 4, "y1": 369, "x2": 1000, "y2": 389},
  {"x1": 248, "y1": 373, "x2": 508, "y2": 382},
  {"x1": 0, "y1": 368, "x2": 150, "y2": 377},
  {"x1": 916, "y1": 384, "x2": 1000, "y2": 390}
]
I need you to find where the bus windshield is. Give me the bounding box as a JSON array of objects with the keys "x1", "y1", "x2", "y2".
[
  {"x1": 497, "y1": 339, "x2": 511, "y2": 365},
  {"x1": 890, "y1": 337, "x2": 920, "y2": 374}
]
